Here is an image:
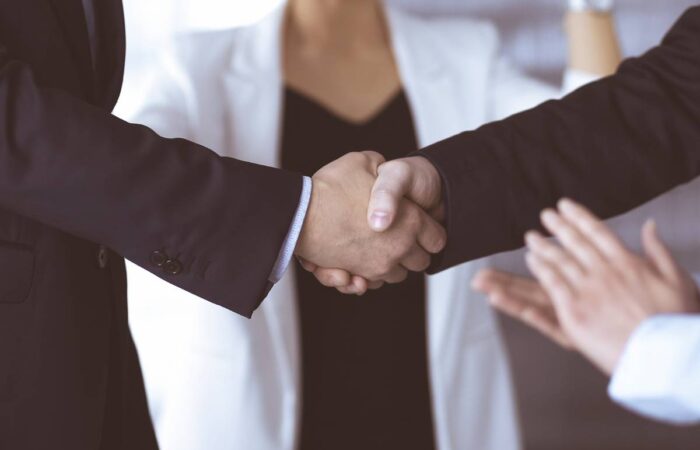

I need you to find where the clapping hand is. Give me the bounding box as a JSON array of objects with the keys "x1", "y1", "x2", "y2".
[{"x1": 472, "y1": 199, "x2": 700, "y2": 375}]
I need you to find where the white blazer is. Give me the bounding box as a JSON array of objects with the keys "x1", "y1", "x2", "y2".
[{"x1": 127, "y1": 4, "x2": 596, "y2": 450}]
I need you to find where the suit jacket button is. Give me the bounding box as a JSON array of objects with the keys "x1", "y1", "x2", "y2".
[
  {"x1": 163, "y1": 259, "x2": 183, "y2": 275},
  {"x1": 97, "y1": 246, "x2": 108, "y2": 269},
  {"x1": 149, "y1": 250, "x2": 168, "y2": 268}
]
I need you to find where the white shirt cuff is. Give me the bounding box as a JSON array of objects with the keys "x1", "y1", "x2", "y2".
[
  {"x1": 608, "y1": 314, "x2": 700, "y2": 425},
  {"x1": 268, "y1": 176, "x2": 312, "y2": 283}
]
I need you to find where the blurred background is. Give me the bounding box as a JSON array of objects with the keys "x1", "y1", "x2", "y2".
[
  {"x1": 119, "y1": 1, "x2": 700, "y2": 449},
  {"x1": 115, "y1": 0, "x2": 696, "y2": 117}
]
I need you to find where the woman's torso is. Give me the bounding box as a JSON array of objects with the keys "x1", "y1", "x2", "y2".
[
  {"x1": 281, "y1": 87, "x2": 435, "y2": 450},
  {"x1": 129, "y1": 5, "x2": 528, "y2": 450}
]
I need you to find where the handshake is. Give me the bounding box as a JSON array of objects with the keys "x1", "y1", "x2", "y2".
[{"x1": 294, "y1": 151, "x2": 445, "y2": 294}]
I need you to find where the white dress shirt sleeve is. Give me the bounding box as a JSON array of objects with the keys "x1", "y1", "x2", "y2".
[
  {"x1": 608, "y1": 314, "x2": 700, "y2": 425},
  {"x1": 268, "y1": 176, "x2": 312, "y2": 283}
]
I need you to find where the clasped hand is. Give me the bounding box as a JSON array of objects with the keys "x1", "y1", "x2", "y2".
[{"x1": 295, "y1": 152, "x2": 444, "y2": 293}]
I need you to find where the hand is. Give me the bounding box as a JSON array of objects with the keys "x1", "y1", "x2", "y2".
[
  {"x1": 299, "y1": 156, "x2": 445, "y2": 294},
  {"x1": 367, "y1": 156, "x2": 444, "y2": 231},
  {"x1": 295, "y1": 152, "x2": 446, "y2": 285},
  {"x1": 473, "y1": 198, "x2": 700, "y2": 375}
]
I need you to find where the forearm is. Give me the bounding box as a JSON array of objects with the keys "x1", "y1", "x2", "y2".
[
  {"x1": 0, "y1": 53, "x2": 302, "y2": 317},
  {"x1": 565, "y1": 10, "x2": 621, "y2": 76},
  {"x1": 421, "y1": 7, "x2": 700, "y2": 272}
]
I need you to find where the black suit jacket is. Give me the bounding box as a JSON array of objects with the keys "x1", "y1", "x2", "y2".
[
  {"x1": 0, "y1": 0, "x2": 302, "y2": 448},
  {"x1": 420, "y1": 6, "x2": 700, "y2": 272}
]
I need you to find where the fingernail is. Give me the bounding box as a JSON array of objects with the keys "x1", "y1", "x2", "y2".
[{"x1": 370, "y1": 211, "x2": 390, "y2": 230}]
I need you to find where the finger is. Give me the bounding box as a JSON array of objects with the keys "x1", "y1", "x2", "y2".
[
  {"x1": 540, "y1": 209, "x2": 604, "y2": 270},
  {"x1": 297, "y1": 257, "x2": 318, "y2": 272},
  {"x1": 416, "y1": 210, "x2": 447, "y2": 254},
  {"x1": 525, "y1": 230, "x2": 584, "y2": 283},
  {"x1": 360, "y1": 150, "x2": 387, "y2": 171},
  {"x1": 313, "y1": 268, "x2": 352, "y2": 288},
  {"x1": 472, "y1": 269, "x2": 551, "y2": 307},
  {"x1": 642, "y1": 219, "x2": 679, "y2": 279},
  {"x1": 351, "y1": 276, "x2": 369, "y2": 296},
  {"x1": 519, "y1": 306, "x2": 575, "y2": 349},
  {"x1": 367, "y1": 280, "x2": 385, "y2": 290},
  {"x1": 399, "y1": 245, "x2": 431, "y2": 272},
  {"x1": 430, "y1": 202, "x2": 446, "y2": 223},
  {"x1": 380, "y1": 266, "x2": 409, "y2": 284},
  {"x1": 526, "y1": 252, "x2": 576, "y2": 308},
  {"x1": 487, "y1": 289, "x2": 571, "y2": 348},
  {"x1": 557, "y1": 198, "x2": 629, "y2": 261},
  {"x1": 337, "y1": 285, "x2": 360, "y2": 295},
  {"x1": 368, "y1": 160, "x2": 412, "y2": 232}
]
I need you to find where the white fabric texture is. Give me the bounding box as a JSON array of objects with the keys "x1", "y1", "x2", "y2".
[
  {"x1": 268, "y1": 176, "x2": 311, "y2": 282},
  {"x1": 609, "y1": 314, "x2": 700, "y2": 425}
]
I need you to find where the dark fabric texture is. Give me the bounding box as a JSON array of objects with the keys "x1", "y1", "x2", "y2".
[
  {"x1": 281, "y1": 87, "x2": 436, "y2": 450},
  {"x1": 417, "y1": 6, "x2": 700, "y2": 274},
  {"x1": 0, "y1": 0, "x2": 303, "y2": 448}
]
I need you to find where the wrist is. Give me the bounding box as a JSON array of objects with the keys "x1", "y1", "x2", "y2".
[{"x1": 295, "y1": 178, "x2": 323, "y2": 262}]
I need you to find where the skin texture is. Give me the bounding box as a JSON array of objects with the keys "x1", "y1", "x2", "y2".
[
  {"x1": 472, "y1": 199, "x2": 700, "y2": 375},
  {"x1": 284, "y1": 0, "x2": 401, "y2": 124},
  {"x1": 295, "y1": 152, "x2": 446, "y2": 286},
  {"x1": 302, "y1": 156, "x2": 443, "y2": 294}
]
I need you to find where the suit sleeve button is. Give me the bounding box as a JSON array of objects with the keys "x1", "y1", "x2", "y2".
[
  {"x1": 163, "y1": 259, "x2": 183, "y2": 275},
  {"x1": 97, "y1": 245, "x2": 109, "y2": 269},
  {"x1": 149, "y1": 250, "x2": 168, "y2": 268}
]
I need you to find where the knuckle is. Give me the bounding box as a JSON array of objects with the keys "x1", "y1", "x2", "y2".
[
  {"x1": 418, "y1": 254, "x2": 431, "y2": 271},
  {"x1": 384, "y1": 159, "x2": 410, "y2": 177},
  {"x1": 394, "y1": 270, "x2": 409, "y2": 283},
  {"x1": 318, "y1": 273, "x2": 336, "y2": 287},
  {"x1": 404, "y1": 204, "x2": 422, "y2": 224},
  {"x1": 407, "y1": 253, "x2": 430, "y2": 272},
  {"x1": 377, "y1": 260, "x2": 394, "y2": 276}
]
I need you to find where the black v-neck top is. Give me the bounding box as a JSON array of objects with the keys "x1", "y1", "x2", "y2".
[{"x1": 281, "y1": 87, "x2": 435, "y2": 450}]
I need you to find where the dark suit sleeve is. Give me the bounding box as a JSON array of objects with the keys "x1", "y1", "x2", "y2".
[
  {"x1": 418, "y1": 6, "x2": 700, "y2": 273},
  {"x1": 0, "y1": 46, "x2": 302, "y2": 318}
]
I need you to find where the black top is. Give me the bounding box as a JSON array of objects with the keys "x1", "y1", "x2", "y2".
[{"x1": 281, "y1": 87, "x2": 435, "y2": 450}]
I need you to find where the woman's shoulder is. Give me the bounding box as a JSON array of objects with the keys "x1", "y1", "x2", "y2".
[
  {"x1": 164, "y1": 26, "x2": 249, "y2": 72},
  {"x1": 387, "y1": 6, "x2": 501, "y2": 53}
]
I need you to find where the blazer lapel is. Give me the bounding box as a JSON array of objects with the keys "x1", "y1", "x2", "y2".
[
  {"x1": 47, "y1": 0, "x2": 96, "y2": 100},
  {"x1": 223, "y1": 4, "x2": 286, "y2": 167},
  {"x1": 386, "y1": 5, "x2": 488, "y2": 148},
  {"x1": 95, "y1": 0, "x2": 126, "y2": 109},
  {"x1": 223, "y1": 8, "x2": 301, "y2": 447}
]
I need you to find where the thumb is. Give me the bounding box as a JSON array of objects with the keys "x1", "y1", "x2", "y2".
[
  {"x1": 367, "y1": 160, "x2": 412, "y2": 232},
  {"x1": 642, "y1": 219, "x2": 678, "y2": 279}
]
